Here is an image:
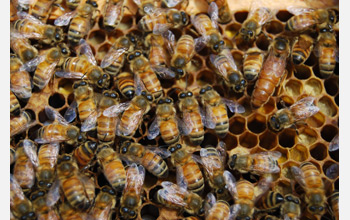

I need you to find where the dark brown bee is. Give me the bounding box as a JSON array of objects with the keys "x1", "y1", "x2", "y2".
[
  {"x1": 73, "y1": 140, "x2": 97, "y2": 169},
  {"x1": 257, "y1": 190, "x2": 284, "y2": 212},
  {"x1": 330, "y1": 190, "x2": 339, "y2": 220},
  {"x1": 115, "y1": 72, "x2": 136, "y2": 99},
  {"x1": 292, "y1": 34, "x2": 314, "y2": 65}
]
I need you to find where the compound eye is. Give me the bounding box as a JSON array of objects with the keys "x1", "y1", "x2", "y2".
[
  {"x1": 219, "y1": 40, "x2": 224, "y2": 45},
  {"x1": 318, "y1": 207, "x2": 324, "y2": 211},
  {"x1": 309, "y1": 206, "x2": 316, "y2": 212},
  {"x1": 102, "y1": 187, "x2": 108, "y2": 192},
  {"x1": 130, "y1": 36, "x2": 136, "y2": 43},
  {"x1": 179, "y1": 93, "x2": 186, "y2": 98},
  {"x1": 217, "y1": 188, "x2": 224, "y2": 194},
  {"x1": 169, "y1": 147, "x2": 175, "y2": 153},
  {"x1": 63, "y1": 155, "x2": 71, "y2": 161},
  {"x1": 55, "y1": 33, "x2": 61, "y2": 40},
  {"x1": 121, "y1": 147, "x2": 127, "y2": 154},
  {"x1": 109, "y1": 189, "x2": 115, "y2": 195},
  {"x1": 235, "y1": 85, "x2": 241, "y2": 91},
  {"x1": 104, "y1": 92, "x2": 109, "y2": 97},
  {"x1": 135, "y1": 51, "x2": 141, "y2": 56},
  {"x1": 61, "y1": 47, "x2": 68, "y2": 55},
  {"x1": 158, "y1": 99, "x2": 164, "y2": 104},
  {"x1": 199, "y1": 208, "x2": 204, "y2": 214},
  {"x1": 128, "y1": 54, "x2": 134, "y2": 60},
  {"x1": 165, "y1": 98, "x2": 171, "y2": 103},
  {"x1": 28, "y1": 212, "x2": 35, "y2": 218},
  {"x1": 92, "y1": 1, "x2": 98, "y2": 7},
  {"x1": 129, "y1": 210, "x2": 136, "y2": 216},
  {"x1": 141, "y1": 91, "x2": 146, "y2": 96},
  {"x1": 147, "y1": 95, "x2": 153, "y2": 101},
  {"x1": 122, "y1": 207, "x2": 129, "y2": 213},
  {"x1": 81, "y1": 81, "x2": 87, "y2": 86},
  {"x1": 206, "y1": 85, "x2": 212, "y2": 90},
  {"x1": 200, "y1": 88, "x2": 206, "y2": 94},
  {"x1": 286, "y1": 196, "x2": 293, "y2": 201},
  {"x1": 126, "y1": 142, "x2": 131, "y2": 146},
  {"x1": 98, "y1": 79, "x2": 103, "y2": 85},
  {"x1": 321, "y1": 28, "x2": 327, "y2": 33},
  {"x1": 294, "y1": 199, "x2": 300, "y2": 204},
  {"x1": 176, "y1": 144, "x2": 182, "y2": 149},
  {"x1": 248, "y1": 30, "x2": 253, "y2": 37},
  {"x1": 187, "y1": 92, "x2": 193, "y2": 97},
  {"x1": 38, "y1": 191, "x2": 45, "y2": 196},
  {"x1": 73, "y1": 83, "x2": 79, "y2": 89},
  {"x1": 111, "y1": 93, "x2": 117, "y2": 98},
  {"x1": 241, "y1": 80, "x2": 246, "y2": 85},
  {"x1": 103, "y1": 74, "x2": 108, "y2": 78},
  {"x1": 213, "y1": 44, "x2": 219, "y2": 50}
]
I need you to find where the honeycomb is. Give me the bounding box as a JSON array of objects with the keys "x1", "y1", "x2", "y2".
[{"x1": 10, "y1": 0, "x2": 339, "y2": 219}]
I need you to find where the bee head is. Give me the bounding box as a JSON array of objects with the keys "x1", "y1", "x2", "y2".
[
  {"x1": 168, "y1": 143, "x2": 182, "y2": 153},
  {"x1": 239, "y1": 28, "x2": 254, "y2": 41},
  {"x1": 101, "y1": 186, "x2": 116, "y2": 195},
  {"x1": 30, "y1": 190, "x2": 46, "y2": 201},
  {"x1": 228, "y1": 154, "x2": 237, "y2": 170},
  {"x1": 268, "y1": 115, "x2": 282, "y2": 132}
]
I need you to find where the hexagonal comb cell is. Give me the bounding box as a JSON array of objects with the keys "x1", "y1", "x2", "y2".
[
  {"x1": 88, "y1": 30, "x2": 106, "y2": 46},
  {"x1": 281, "y1": 161, "x2": 299, "y2": 180},
  {"x1": 265, "y1": 20, "x2": 284, "y2": 34},
  {"x1": 229, "y1": 116, "x2": 246, "y2": 135},
  {"x1": 96, "y1": 43, "x2": 111, "y2": 63},
  {"x1": 290, "y1": 144, "x2": 309, "y2": 162},
  {"x1": 239, "y1": 131, "x2": 258, "y2": 148},
  {"x1": 222, "y1": 133, "x2": 238, "y2": 151},
  {"x1": 278, "y1": 129, "x2": 296, "y2": 148},
  {"x1": 305, "y1": 78, "x2": 323, "y2": 96},
  {"x1": 284, "y1": 79, "x2": 303, "y2": 97},
  {"x1": 234, "y1": 11, "x2": 248, "y2": 23},
  {"x1": 49, "y1": 93, "x2": 65, "y2": 109},
  {"x1": 306, "y1": 112, "x2": 326, "y2": 128},
  {"x1": 259, "y1": 130, "x2": 278, "y2": 150},
  {"x1": 324, "y1": 77, "x2": 339, "y2": 96},
  {"x1": 318, "y1": 96, "x2": 338, "y2": 117},
  {"x1": 310, "y1": 143, "x2": 328, "y2": 161},
  {"x1": 297, "y1": 127, "x2": 318, "y2": 145},
  {"x1": 320, "y1": 125, "x2": 338, "y2": 142},
  {"x1": 224, "y1": 23, "x2": 241, "y2": 38},
  {"x1": 196, "y1": 70, "x2": 216, "y2": 86},
  {"x1": 276, "y1": 10, "x2": 293, "y2": 22},
  {"x1": 273, "y1": 146, "x2": 289, "y2": 163},
  {"x1": 323, "y1": 161, "x2": 339, "y2": 180},
  {"x1": 141, "y1": 204, "x2": 159, "y2": 220},
  {"x1": 247, "y1": 113, "x2": 266, "y2": 134},
  {"x1": 293, "y1": 65, "x2": 312, "y2": 80}
]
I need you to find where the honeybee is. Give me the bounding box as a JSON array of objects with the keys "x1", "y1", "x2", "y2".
[
  {"x1": 330, "y1": 190, "x2": 339, "y2": 220},
  {"x1": 138, "y1": 8, "x2": 189, "y2": 34},
  {"x1": 10, "y1": 110, "x2": 36, "y2": 137},
  {"x1": 14, "y1": 12, "x2": 64, "y2": 45},
  {"x1": 54, "y1": 0, "x2": 99, "y2": 47},
  {"x1": 291, "y1": 162, "x2": 327, "y2": 216},
  {"x1": 73, "y1": 140, "x2": 98, "y2": 169},
  {"x1": 315, "y1": 23, "x2": 338, "y2": 78},
  {"x1": 103, "y1": 0, "x2": 126, "y2": 32},
  {"x1": 56, "y1": 154, "x2": 95, "y2": 210},
  {"x1": 280, "y1": 194, "x2": 301, "y2": 220},
  {"x1": 30, "y1": 190, "x2": 60, "y2": 220},
  {"x1": 10, "y1": 54, "x2": 32, "y2": 100},
  {"x1": 156, "y1": 181, "x2": 205, "y2": 216},
  {"x1": 178, "y1": 90, "x2": 204, "y2": 145},
  {"x1": 251, "y1": 37, "x2": 291, "y2": 108},
  {"x1": 120, "y1": 141, "x2": 170, "y2": 178},
  {"x1": 11, "y1": 0, "x2": 34, "y2": 11},
  {"x1": 286, "y1": 7, "x2": 338, "y2": 33},
  {"x1": 101, "y1": 35, "x2": 136, "y2": 76},
  {"x1": 205, "y1": 0, "x2": 231, "y2": 23},
  {"x1": 36, "y1": 143, "x2": 59, "y2": 189},
  {"x1": 11, "y1": 144, "x2": 16, "y2": 165},
  {"x1": 269, "y1": 97, "x2": 320, "y2": 132},
  {"x1": 257, "y1": 190, "x2": 284, "y2": 212},
  {"x1": 29, "y1": 0, "x2": 61, "y2": 22},
  {"x1": 116, "y1": 72, "x2": 136, "y2": 99},
  {"x1": 10, "y1": 31, "x2": 38, "y2": 63},
  {"x1": 10, "y1": 91, "x2": 21, "y2": 117},
  {"x1": 227, "y1": 151, "x2": 281, "y2": 175},
  {"x1": 89, "y1": 186, "x2": 117, "y2": 220},
  {"x1": 168, "y1": 143, "x2": 204, "y2": 194},
  {"x1": 104, "y1": 90, "x2": 154, "y2": 139},
  {"x1": 65, "y1": 0, "x2": 80, "y2": 10},
  {"x1": 191, "y1": 2, "x2": 225, "y2": 53},
  {"x1": 292, "y1": 34, "x2": 314, "y2": 65},
  {"x1": 120, "y1": 163, "x2": 145, "y2": 220},
  {"x1": 204, "y1": 193, "x2": 235, "y2": 220},
  {"x1": 127, "y1": 50, "x2": 163, "y2": 100},
  {"x1": 14, "y1": 139, "x2": 38, "y2": 189},
  {"x1": 210, "y1": 49, "x2": 247, "y2": 93},
  {"x1": 132, "y1": 0, "x2": 159, "y2": 15},
  {"x1": 10, "y1": 174, "x2": 36, "y2": 220},
  {"x1": 199, "y1": 85, "x2": 245, "y2": 137},
  {"x1": 243, "y1": 47, "x2": 264, "y2": 81},
  {"x1": 59, "y1": 201, "x2": 89, "y2": 220},
  {"x1": 96, "y1": 144, "x2": 126, "y2": 192}
]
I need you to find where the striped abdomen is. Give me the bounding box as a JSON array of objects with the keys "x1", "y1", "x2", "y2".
[
  {"x1": 38, "y1": 124, "x2": 67, "y2": 142},
  {"x1": 235, "y1": 180, "x2": 255, "y2": 201},
  {"x1": 10, "y1": 91, "x2": 20, "y2": 116},
  {"x1": 181, "y1": 159, "x2": 204, "y2": 194},
  {"x1": 171, "y1": 35, "x2": 195, "y2": 67},
  {"x1": 97, "y1": 113, "x2": 116, "y2": 143},
  {"x1": 211, "y1": 104, "x2": 229, "y2": 137},
  {"x1": 104, "y1": 54, "x2": 125, "y2": 76},
  {"x1": 103, "y1": 0, "x2": 124, "y2": 31},
  {"x1": 14, "y1": 19, "x2": 44, "y2": 36},
  {"x1": 193, "y1": 14, "x2": 214, "y2": 36},
  {"x1": 10, "y1": 110, "x2": 32, "y2": 136},
  {"x1": 292, "y1": 34, "x2": 314, "y2": 65},
  {"x1": 138, "y1": 70, "x2": 163, "y2": 100},
  {"x1": 102, "y1": 158, "x2": 126, "y2": 191},
  {"x1": 60, "y1": 176, "x2": 91, "y2": 210},
  {"x1": 243, "y1": 48, "x2": 264, "y2": 81},
  {"x1": 30, "y1": 0, "x2": 54, "y2": 21},
  {"x1": 286, "y1": 13, "x2": 317, "y2": 32},
  {"x1": 206, "y1": 201, "x2": 230, "y2": 220},
  {"x1": 185, "y1": 111, "x2": 204, "y2": 145},
  {"x1": 258, "y1": 191, "x2": 284, "y2": 210},
  {"x1": 318, "y1": 45, "x2": 336, "y2": 78},
  {"x1": 116, "y1": 72, "x2": 135, "y2": 99},
  {"x1": 118, "y1": 106, "x2": 143, "y2": 138},
  {"x1": 330, "y1": 191, "x2": 339, "y2": 220},
  {"x1": 37, "y1": 144, "x2": 58, "y2": 186},
  {"x1": 10, "y1": 38, "x2": 38, "y2": 63},
  {"x1": 68, "y1": 16, "x2": 90, "y2": 46},
  {"x1": 159, "y1": 118, "x2": 179, "y2": 145},
  {"x1": 63, "y1": 57, "x2": 90, "y2": 73},
  {"x1": 149, "y1": 42, "x2": 168, "y2": 67},
  {"x1": 33, "y1": 60, "x2": 54, "y2": 89},
  {"x1": 77, "y1": 98, "x2": 96, "y2": 122},
  {"x1": 300, "y1": 162, "x2": 324, "y2": 190},
  {"x1": 138, "y1": 13, "x2": 167, "y2": 32},
  {"x1": 251, "y1": 154, "x2": 279, "y2": 174},
  {"x1": 14, "y1": 147, "x2": 35, "y2": 189},
  {"x1": 140, "y1": 150, "x2": 169, "y2": 178},
  {"x1": 73, "y1": 141, "x2": 97, "y2": 168}
]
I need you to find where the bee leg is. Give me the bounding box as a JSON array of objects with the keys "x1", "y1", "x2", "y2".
[{"x1": 290, "y1": 123, "x2": 300, "y2": 135}]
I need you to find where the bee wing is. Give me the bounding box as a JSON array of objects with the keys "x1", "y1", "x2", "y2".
[
  {"x1": 177, "y1": 115, "x2": 192, "y2": 135},
  {"x1": 181, "y1": 112, "x2": 194, "y2": 135},
  {"x1": 23, "y1": 139, "x2": 39, "y2": 167},
  {"x1": 104, "y1": 0, "x2": 124, "y2": 26},
  {"x1": 153, "y1": 23, "x2": 173, "y2": 35},
  {"x1": 223, "y1": 170, "x2": 237, "y2": 198},
  {"x1": 147, "y1": 116, "x2": 160, "y2": 140},
  {"x1": 217, "y1": 141, "x2": 227, "y2": 164},
  {"x1": 329, "y1": 134, "x2": 339, "y2": 152},
  {"x1": 210, "y1": 53, "x2": 228, "y2": 78},
  {"x1": 249, "y1": 151, "x2": 281, "y2": 173},
  {"x1": 54, "y1": 11, "x2": 76, "y2": 26},
  {"x1": 200, "y1": 148, "x2": 222, "y2": 177},
  {"x1": 204, "y1": 192, "x2": 216, "y2": 215},
  {"x1": 102, "y1": 102, "x2": 130, "y2": 117},
  {"x1": 11, "y1": 84, "x2": 32, "y2": 100},
  {"x1": 11, "y1": 120, "x2": 37, "y2": 137},
  {"x1": 64, "y1": 100, "x2": 77, "y2": 123},
  {"x1": 162, "y1": 0, "x2": 182, "y2": 7},
  {"x1": 11, "y1": 28, "x2": 42, "y2": 39},
  {"x1": 291, "y1": 166, "x2": 307, "y2": 188},
  {"x1": 194, "y1": 36, "x2": 209, "y2": 52},
  {"x1": 101, "y1": 48, "x2": 127, "y2": 68},
  {"x1": 192, "y1": 154, "x2": 202, "y2": 165},
  {"x1": 135, "y1": 74, "x2": 146, "y2": 96},
  {"x1": 229, "y1": 204, "x2": 240, "y2": 220},
  {"x1": 152, "y1": 66, "x2": 176, "y2": 79},
  {"x1": 176, "y1": 165, "x2": 188, "y2": 190},
  {"x1": 46, "y1": 179, "x2": 61, "y2": 207},
  {"x1": 289, "y1": 96, "x2": 320, "y2": 121},
  {"x1": 118, "y1": 109, "x2": 144, "y2": 136},
  {"x1": 78, "y1": 39, "x2": 97, "y2": 66},
  {"x1": 55, "y1": 71, "x2": 85, "y2": 79},
  {"x1": 286, "y1": 6, "x2": 314, "y2": 15},
  {"x1": 208, "y1": 2, "x2": 219, "y2": 29},
  {"x1": 132, "y1": 0, "x2": 141, "y2": 7},
  {"x1": 10, "y1": 174, "x2": 25, "y2": 201},
  {"x1": 40, "y1": 60, "x2": 59, "y2": 89},
  {"x1": 20, "y1": 55, "x2": 45, "y2": 72},
  {"x1": 81, "y1": 111, "x2": 99, "y2": 132},
  {"x1": 45, "y1": 106, "x2": 68, "y2": 125},
  {"x1": 201, "y1": 104, "x2": 216, "y2": 129},
  {"x1": 162, "y1": 30, "x2": 176, "y2": 55},
  {"x1": 147, "y1": 146, "x2": 171, "y2": 158},
  {"x1": 222, "y1": 98, "x2": 245, "y2": 113},
  {"x1": 17, "y1": 11, "x2": 44, "y2": 25},
  {"x1": 126, "y1": 163, "x2": 145, "y2": 194},
  {"x1": 254, "y1": 175, "x2": 273, "y2": 201},
  {"x1": 221, "y1": 49, "x2": 239, "y2": 71},
  {"x1": 158, "y1": 182, "x2": 187, "y2": 206},
  {"x1": 325, "y1": 163, "x2": 339, "y2": 179}
]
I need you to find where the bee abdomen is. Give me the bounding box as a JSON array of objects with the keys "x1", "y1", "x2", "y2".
[
  {"x1": 160, "y1": 120, "x2": 179, "y2": 145},
  {"x1": 183, "y1": 162, "x2": 204, "y2": 194},
  {"x1": 62, "y1": 177, "x2": 91, "y2": 210},
  {"x1": 143, "y1": 152, "x2": 169, "y2": 178}
]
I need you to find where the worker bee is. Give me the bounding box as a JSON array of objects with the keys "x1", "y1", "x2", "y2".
[
  {"x1": 269, "y1": 96, "x2": 320, "y2": 132},
  {"x1": 10, "y1": 91, "x2": 21, "y2": 117},
  {"x1": 56, "y1": 154, "x2": 95, "y2": 210},
  {"x1": 10, "y1": 174, "x2": 36, "y2": 220},
  {"x1": 210, "y1": 49, "x2": 247, "y2": 93},
  {"x1": 120, "y1": 163, "x2": 145, "y2": 220},
  {"x1": 199, "y1": 85, "x2": 245, "y2": 137},
  {"x1": 280, "y1": 194, "x2": 301, "y2": 220},
  {"x1": 330, "y1": 190, "x2": 339, "y2": 220},
  {"x1": 73, "y1": 140, "x2": 98, "y2": 169},
  {"x1": 59, "y1": 201, "x2": 89, "y2": 220},
  {"x1": 156, "y1": 181, "x2": 205, "y2": 216},
  {"x1": 286, "y1": 7, "x2": 338, "y2": 33},
  {"x1": 257, "y1": 190, "x2": 284, "y2": 212},
  {"x1": 10, "y1": 110, "x2": 36, "y2": 137},
  {"x1": 204, "y1": 193, "x2": 236, "y2": 220},
  {"x1": 168, "y1": 143, "x2": 205, "y2": 194},
  {"x1": 191, "y1": 2, "x2": 225, "y2": 53},
  {"x1": 14, "y1": 139, "x2": 38, "y2": 189},
  {"x1": 243, "y1": 47, "x2": 264, "y2": 81},
  {"x1": 10, "y1": 54, "x2": 32, "y2": 100},
  {"x1": 10, "y1": 31, "x2": 38, "y2": 63},
  {"x1": 30, "y1": 190, "x2": 60, "y2": 220},
  {"x1": 178, "y1": 90, "x2": 204, "y2": 145},
  {"x1": 127, "y1": 50, "x2": 163, "y2": 100},
  {"x1": 132, "y1": 0, "x2": 159, "y2": 15},
  {"x1": 103, "y1": 0, "x2": 126, "y2": 32},
  {"x1": 89, "y1": 186, "x2": 116, "y2": 220},
  {"x1": 11, "y1": 144, "x2": 16, "y2": 165},
  {"x1": 29, "y1": 0, "x2": 61, "y2": 23},
  {"x1": 291, "y1": 162, "x2": 327, "y2": 216},
  {"x1": 65, "y1": 0, "x2": 80, "y2": 10},
  {"x1": 14, "y1": 12, "x2": 64, "y2": 45},
  {"x1": 292, "y1": 34, "x2": 314, "y2": 65},
  {"x1": 205, "y1": 0, "x2": 231, "y2": 23},
  {"x1": 101, "y1": 35, "x2": 136, "y2": 76},
  {"x1": 96, "y1": 144, "x2": 127, "y2": 192},
  {"x1": 120, "y1": 141, "x2": 170, "y2": 178},
  {"x1": 54, "y1": 0, "x2": 99, "y2": 47},
  {"x1": 138, "y1": 8, "x2": 189, "y2": 34},
  {"x1": 228, "y1": 151, "x2": 281, "y2": 175},
  {"x1": 315, "y1": 23, "x2": 338, "y2": 78},
  {"x1": 36, "y1": 143, "x2": 59, "y2": 189},
  {"x1": 251, "y1": 37, "x2": 291, "y2": 108},
  {"x1": 116, "y1": 72, "x2": 136, "y2": 99}
]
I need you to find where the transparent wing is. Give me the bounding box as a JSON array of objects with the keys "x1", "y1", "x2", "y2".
[
  {"x1": 54, "y1": 11, "x2": 76, "y2": 26},
  {"x1": 289, "y1": 96, "x2": 320, "y2": 121},
  {"x1": 202, "y1": 104, "x2": 216, "y2": 129},
  {"x1": 45, "y1": 106, "x2": 68, "y2": 125},
  {"x1": 23, "y1": 139, "x2": 38, "y2": 167},
  {"x1": 153, "y1": 23, "x2": 172, "y2": 35},
  {"x1": 205, "y1": 192, "x2": 216, "y2": 216},
  {"x1": 64, "y1": 100, "x2": 77, "y2": 123},
  {"x1": 208, "y1": 2, "x2": 219, "y2": 29},
  {"x1": 195, "y1": 36, "x2": 209, "y2": 52},
  {"x1": 147, "y1": 146, "x2": 171, "y2": 158},
  {"x1": 101, "y1": 48, "x2": 127, "y2": 68},
  {"x1": 152, "y1": 66, "x2": 176, "y2": 79},
  {"x1": 81, "y1": 111, "x2": 99, "y2": 132},
  {"x1": 10, "y1": 174, "x2": 25, "y2": 201},
  {"x1": 182, "y1": 112, "x2": 194, "y2": 135},
  {"x1": 329, "y1": 134, "x2": 339, "y2": 152},
  {"x1": 17, "y1": 11, "x2": 44, "y2": 25},
  {"x1": 55, "y1": 71, "x2": 85, "y2": 79},
  {"x1": 11, "y1": 27, "x2": 42, "y2": 39},
  {"x1": 200, "y1": 148, "x2": 222, "y2": 177},
  {"x1": 104, "y1": 0, "x2": 124, "y2": 26},
  {"x1": 11, "y1": 120, "x2": 37, "y2": 137},
  {"x1": 11, "y1": 84, "x2": 32, "y2": 100},
  {"x1": 286, "y1": 6, "x2": 314, "y2": 15},
  {"x1": 147, "y1": 117, "x2": 160, "y2": 140},
  {"x1": 291, "y1": 166, "x2": 307, "y2": 188},
  {"x1": 217, "y1": 141, "x2": 227, "y2": 164},
  {"x1": 135, "y1": 74, "x2": 146, "y2": 96},
  {"x1": 46, "y1": 179, "x2": 60, "y2": 207},
  {"x1": 222, "y1": 98, "x2": 245, "y2": 113},
  {"x1": 78, "y1": 39, "x2": 97, "y2": 66},
  {"x1": 249, "y1": 151, "x2": 281, "y2": 173},
  {"x1": 162, "y1": 30, "x2": 176, "y2": 55},
  {"x1": 210, "y1": 53, "x2": 228, "y2": 78},
  {"x1": 192, "y1": 154, "x2": 202, "y2": 165},
  {"x1": 325, "y1": 163, "x2": 339, "y2": 179},
  {"x1": 125, "y1": 163, "x2": 145, "y2": 195},
  {"x1": 162, "y1": 0, "x2": 182, "y2": 7},
  {"x1": 20, "y1": 55, "x2": 45, "y2": 72},
  {"x1": 191, "y1": 15, "x2": 207, "y2": 36},
  {"x1": 255, "y1": 175, "x2": 273, "y2": 201},
  {"x1": 223, "y1": 170, "x2": 236, "y2": 198},
  {"x1": 221, "y1": 49, "x2": 239, "y2": 71},
  {"x1": 38, "y1": 61, "x2": 59, "y2": 89},
  {"x1": 103, "y1": 102, "x2": 130, "y2": 117},
  {"x1": 176, "y1": 166, "x2": 188, "y2": 190},
  {"x1": 118, "y1": 109, "x2": 143, "y2": 136},
  {"x1": 158, "y1": 186, "x2": 187, "y2": 206},
  {"x1": 177, "y1": 115, "x2": 192, "y2": 135},
  {"x1": 247, "y1": 1, "x2": 273, "y2": 26},
  {"x1": 229, "y1": 204, "x2": 240, "y2": 220}
]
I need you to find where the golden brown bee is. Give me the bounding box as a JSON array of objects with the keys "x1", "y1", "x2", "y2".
[
  {"x1": 120, "y1": 163, "x2": 145, "y2": 220},
  {"x1": 10, "y1": 110, "x2": 35, "y2": 137},
  {"x1": 156, "y1": 181, "x2": 205, "y2": 216},
  {"x1": 10, "y1": 31, "x2": 38, "y2": 63},
  {"x1": 243, "y1": 47, "x2": 264, "y2": 81},
  {"x1": 178, "y1": 90, "x2": 204, "y2": 145},
  {"x1": 56, "y1": 154, "x2": 94, "y2": 210},
  {"x1": 257, "y1": 190, "x2": 284, "y2": 212},
  {"x1": 168, "y1": 143, "x2": 204, "y2": 194},
  {"x1": 103, "y1": 0, "x2": 126, "y2": 32},
  {"x1": 199, "y1": 85, "x2": 245, "y2": 137},
  {"x1": 14, "y1": 139, "x2": 38, "y2": 189},
  {"x1": 11, "y1": 144, "x2": 16, "y2": 165},
  {"x1": 132, "y1": 0, "x2": 160, "y2": 16},
  {"x1": 280, "y1": 194, "x2": 301, "y2": 220},
  {"x1": 30, "y1": 190, "x2": 60, "y2": 220},
  {"x1": 315, "y1": 23, "x2": 338, "y2": 78},
  {"x1": 101, "y1": 35, "x2": 136, "y2": 76},
  {"x1": 73, "y1": 140, "x2": 97, "y2": 169},
  {"x1": 89, "y1": 186, "x2": 117, "y2": 220},
  {"x1": 10, "y1": 174, "x2": 36, "y2": 220},
  {"x1": 138, "y1": 8, "x2": 189, "y2": 34},
  {"x1": 127, "y1": 50, "x2": 163, "y2": 100},
  {"x1": 292, "y1": 34, "x2": 314, "y2": 65},
  {"x1": 36, "y1": 143, "x2": 59, "y2": 189},
  {"x1": 191, "y1": 3, "x2": 225, "y2": 53},
  {"x1": 204, "y1": 193, "x2": 234, "y2": 220},
  {"x1": 10, "y1": 54, "x2": 32, "y2": 100},
  {"x1": 206, "y1": 0, "x2": 232, "y2": 23},
  {"x1": 29, "y1": 0, "x2": 60, "y2": 22},
  {"x1": 65, "y1": 0, "x2": 80, "y2": 10},
  {"x1": 116, "y1": 72, "x2": 136, "y2": 99},
  {"x1": 227, "y1": 151, "x2": 281, "y2": 175},
  {"x1": 54, "y1": 0, "x2": 99, "y2": 47},
  {"x1": 59, "y1": 201, "x2": 89, "y2": 220},
  {"x1": 286, "y1": 8, "x2": 338, "y2": 32},
  {"x1": 210, "y1": 49, "x2": 247, "y2": 93},
  {"x1": 269, "y1": 97, "x2": 320, "y2": 132},
  {"x1": 251, "y1": 37, "x2": 291, "y2": 108},
  {"x1": 330, "y1": 190, "x2": 339, "y2": 220},
  {"x1": 291, "y1": 162, "x2": 327, "y2": 216},
  {"x1": 120, "y1": 141, "x2": 170, "y2": 178},
  {"x1": 10, "y1": 91, "x2": 21, "y2": 117},
  {"x1": 96, "y1": 144, "x2": 127, "y2": 192},
  {"x1": 14, "y1": 12, "x2": 64, "y2": 45}
]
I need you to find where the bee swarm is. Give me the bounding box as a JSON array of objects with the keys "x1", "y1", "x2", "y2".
[{"x1": 10, "y1": 0, "x2": 339, "y2": 219}]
